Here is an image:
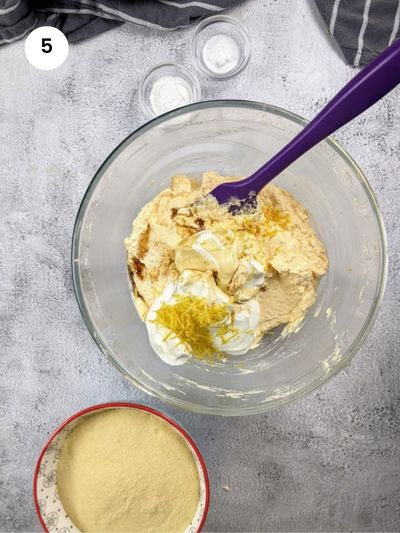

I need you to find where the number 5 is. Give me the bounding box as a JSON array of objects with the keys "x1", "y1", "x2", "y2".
[{"x1": 42, "y1": 38, "x2": 52, "y2": 53}]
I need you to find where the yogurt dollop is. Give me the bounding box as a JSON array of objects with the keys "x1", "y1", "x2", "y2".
[
  {"x1": 232, "y1": 258, "x2": 265, "y2": 302},
  {"x1": 146, "y1": 271, "x2": 260, "y2": 365},
  {"x1": 175, "y1": 229, "x2": 238, "y2": 289}
]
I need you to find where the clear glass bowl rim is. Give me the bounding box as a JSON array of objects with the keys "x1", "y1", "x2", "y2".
[{"x1": 72, "y1": 99, "x2": 388, "y2": 416}]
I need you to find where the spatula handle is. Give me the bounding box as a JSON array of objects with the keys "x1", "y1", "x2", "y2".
[{"x1": 244, "y1": 38, "x2": 400, "y2": 196}]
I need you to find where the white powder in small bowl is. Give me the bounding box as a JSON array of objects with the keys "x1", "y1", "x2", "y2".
[
  {"x1": 150, "y1": 75, "x2": 193, "y2": 116},
  {"x1": 202, "y1": 34, "x2": 240, "y2": 74}
]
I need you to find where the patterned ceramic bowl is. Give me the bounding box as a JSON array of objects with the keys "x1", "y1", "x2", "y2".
[{"x1": 33, "y1": 402, "x2": 210, "y2": 532}]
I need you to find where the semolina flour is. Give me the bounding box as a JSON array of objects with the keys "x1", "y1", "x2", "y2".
[{"x1": 56, "y1": 408, "x2": 200, "y2": 532}]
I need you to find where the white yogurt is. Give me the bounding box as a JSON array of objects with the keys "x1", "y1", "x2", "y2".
[{"x1": 146, "y1": 271, "x2": 260, "y2": 365}]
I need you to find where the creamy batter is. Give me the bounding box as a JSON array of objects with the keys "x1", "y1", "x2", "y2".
[{"x1": 125, "y1": 172, "x2": 328, "y2": 365}]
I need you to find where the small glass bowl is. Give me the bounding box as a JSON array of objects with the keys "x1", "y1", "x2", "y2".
[
  {"x1": 190, "y1": 15, "x2": 251, "y2": 79},
  {"x1": 138, "y1": 63, "x2": 201, "y2": 119}
]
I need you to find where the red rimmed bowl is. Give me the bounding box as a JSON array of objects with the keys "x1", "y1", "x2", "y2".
[{"x1": 33, "y1": 402, "x2": 210, "y2": 532}]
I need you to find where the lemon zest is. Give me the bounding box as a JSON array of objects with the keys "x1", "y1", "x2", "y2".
[
  {"x1": 151, "y1": 294, "x2": 237, "y2": 360},
  {"x1": 261, "y1": 204, "x2": 291, "y2": 238}
]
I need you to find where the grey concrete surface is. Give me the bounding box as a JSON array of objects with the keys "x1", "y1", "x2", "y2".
[{"x1": 1, "y1": 0, "x2": 400, "y2": 531}]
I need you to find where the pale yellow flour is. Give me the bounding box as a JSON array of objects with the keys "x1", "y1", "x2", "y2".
[{"x1": 56, "y1": 409, "x2": 200, "y2": 532}]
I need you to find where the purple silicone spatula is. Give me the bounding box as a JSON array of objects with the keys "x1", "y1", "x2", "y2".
[{"x1": 211, "y1": 38, "x2": 400, "y2": 209}]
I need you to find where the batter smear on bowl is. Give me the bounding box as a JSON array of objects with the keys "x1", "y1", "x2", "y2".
[{"x1": 125, "y1": 172, "x2": 328, "y2": 365}]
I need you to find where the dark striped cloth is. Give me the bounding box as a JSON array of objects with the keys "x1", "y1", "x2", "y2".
[
  {"x1": 315, "y1": 0, "x2": 400, "y2": 66},
  {"x1": 0, "y1": 0, "x2": 241, "y2": 45}
]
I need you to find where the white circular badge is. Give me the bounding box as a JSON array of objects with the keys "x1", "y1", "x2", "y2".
[{"x1": 25, "y1": 26, "x2": 69, "y2": 70}]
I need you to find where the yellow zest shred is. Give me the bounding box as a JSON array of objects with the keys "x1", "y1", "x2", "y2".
[
  {"x1": 262, "y1": 205, "x2": 290, "y2": 237},
  {"x1": 217, "y1": 204, "x2": 290, "y2": 240},
  {"x1": 150, "y1": 294, "x2": 238, "y2": 360}
]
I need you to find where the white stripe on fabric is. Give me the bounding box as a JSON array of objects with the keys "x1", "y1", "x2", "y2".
[
  {"x1": 389, "y1": 0, "x2": 400, "y2": 45},
  {"x1": 0, "y1": 16, "x2": 37, "y2": 44},
  {"x1": 60, "y1": 0, "x2": 191, "y2": 26},
  {"x1": 329, "y1": 0, "x2": 341, "y2": 34},
  {"x1": 0, "y1": 0, "x2": 21, "y2": 15},
  {"x1": 354, "y1": 0, "x2": 372, "y2": 67},
  {"x1": 37, "y1": 7, "x2": 182, "y2": 30},
  {"x1": 158, "y1": 0, "x2": 223, "y2": 11},
  {"x1": 50, "y1": 0, "x2": 189, "y2": 29}
]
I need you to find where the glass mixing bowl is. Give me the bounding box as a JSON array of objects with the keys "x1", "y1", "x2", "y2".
[{"x1": 72, "y1": 101, "x2": 387, "y2": 416}]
